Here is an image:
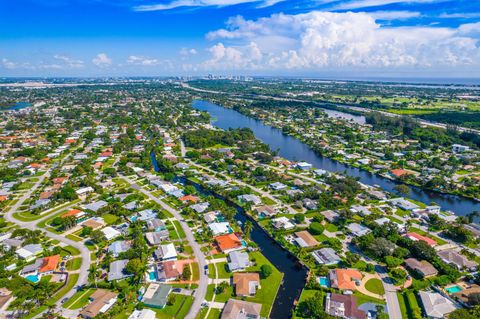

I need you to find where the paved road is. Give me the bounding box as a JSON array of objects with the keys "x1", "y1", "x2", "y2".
[
  {"x1": 376, "y1": 266, "x2": 402, "y2": 319},
  {"x1": 120, "y1": 174, "x2": 208, "y2": 319},
  {"x1": 4, "y1": 169, "x2": 91, "y2": 318}
]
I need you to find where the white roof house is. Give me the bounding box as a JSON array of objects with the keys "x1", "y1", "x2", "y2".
[
  {"x1": 76, "y1": 186, "x2": 95, "y2": 195},
  {"x1": 102, "y1": 227, "x2": 121, "y2": 241},
  {"x1": 272, "y1": 217, "x2": 295, "y2": 230},
  {"x1": 154, "y1": 243, "x2": 177, "y2": 261},
  {"x1": 128, "y1": 309, "x2": 156, "y2": 319},
  {"x1": 208, "y1": 222, "x2": 231, "y2": 236},
  {"x1": 346, "y1": 223, "x2": 371, "y2": 237},
  {"x1": 16, "y1": 244, "x2": 43, "y2": 260},
  {"x1": 418, "y1": 291, "x2": 457, "y2": 318}
]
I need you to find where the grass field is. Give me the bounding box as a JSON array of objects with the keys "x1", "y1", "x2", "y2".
[
  {"x1": 63, "y1": 288, "x2": 95, "y2": 309},
  {"x1": 66, "y1": 257, "x2": 82, "y2": 271},
  {"x1": 365, "y1": 278, "x2": 385, "y2": 295}
]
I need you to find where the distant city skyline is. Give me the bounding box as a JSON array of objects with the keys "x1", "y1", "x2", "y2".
[{"x1": 1, "y1": 0, "x2": 480, "y2": 77}]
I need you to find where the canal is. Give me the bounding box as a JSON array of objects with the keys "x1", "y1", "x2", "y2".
[
  {"x1": 193, "y1": 100, "x2": 480, "y2": 217},
  {"x1": 150, "y1": 151, "x2": 308, "y2": 318}
]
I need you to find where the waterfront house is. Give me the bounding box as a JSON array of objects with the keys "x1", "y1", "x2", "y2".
[
  {"x1": 221, "y1": 299, "x2": 261, "y2": 319},
  {"x1": 312, "y1": 248, "x2": 341, "y2": 266},
  {"x1": 227, "y1": 251, "x2": 251, "y2": 272},
  {"x1": 325, "y1": 293, "x2": 366, "y2": 319},
  {"x1": 254, "y1": 205, "x2": 276, "y2": 218},
  {"x1": 272, "y1": 217, "x2": 295, "y2": 230},
  {"x1": 233, "y1": 273, "x2": 260, "y2": 297},
  {"x1": 294, "y1": 231, "x2": 319, "y2": 248},
  {"x1": 237, "y1": 194, "x2": 262, "y2": 206}
]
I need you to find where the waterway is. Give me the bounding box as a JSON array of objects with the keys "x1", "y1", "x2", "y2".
[
  {"x1": 150, "y1": 151, "x2": 307, "y2": 318},
  {"x1": 0, "y1": 102, "x2": 31, "y2": 111},
  {"x1": 193, "y1": 100, "x2": 480, "y2": 217}
]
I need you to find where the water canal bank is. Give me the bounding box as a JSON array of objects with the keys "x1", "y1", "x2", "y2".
[{"x1": 193, "y1": 100, "x2": 480, "y2": 217}]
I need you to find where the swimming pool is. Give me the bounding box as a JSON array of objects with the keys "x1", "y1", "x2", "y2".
[
  {"x1": 149, "y1": 272, "x2": 156, "y2": 281},
  {"x1": 318, "y1": 276, "x2": 329, "y2": 287},
  {"x1": 25, "y1": 275, "x2": 40, "y2": 283},
  {"x1": 446, "y1": 285, "x2": 462, "y2": 294}
]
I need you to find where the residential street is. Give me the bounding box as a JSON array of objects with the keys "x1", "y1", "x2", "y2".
[{"x1": 120, "y1": 174, "x2": 208, "y2": 319}]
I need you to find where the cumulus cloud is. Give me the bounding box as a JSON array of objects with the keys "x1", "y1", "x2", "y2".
[
  {"x1": 134, "y1": 0, "x2": 285, "y2": 11},
  {"x1": 201, "y1": 11, "x2": 480, "y2": 71},
  {"x1": 127, "y1": 55, "x2": 159, "y2": 66},
  {"x1": 92, "y1": 53, "x2": 112, "y2": 67}
]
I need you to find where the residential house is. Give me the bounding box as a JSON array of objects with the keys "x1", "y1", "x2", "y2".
[
  {"x1": 146, "y1": 219, "x2": 166, "y2": 232},
  {"x1": 294, "y1": 231, "x2": 319, "y2": 248},
  {"x1": 453, "y1": 284, "x2": 480, "y2": 307},
  {"x1": 296, "y1": 162, "x2": 312, "y2": 170},
  {"x1": 271, "y1": 217, "x2": 295, "y2": 230},
  {"x1": 80, "y1": 289, "x2": 118, "y2": 319},
  {"x1": 101, "y1": 227, "x2": 121, "y2": 241},
  {"x1": 437, "y1": 249, "x2": 477, "y2": 271},
  {"x1": 312, "y1": 248, "x2": 341, "y2": 266},
  {"x1": 191, "y1": 202, "x2": 210, "y2": 213},
  {"x1": 321, "y1": 210, "x2": 340, "y2": 223},
  {"x1": 418, "y1": 291, "x2": 457, "y2": 319},
  {"x1": 128, "y1": 309, "x2": 156, "y2": 319},
  {"x1": 404, "y1": 232, "x2": 437, "y2": 247},
  {"x1": 346, "y1": 223, "x2": 371, "y2": 237},
  {"x1": 108, "y1": 241, "x2": 131, "y2": 257},
  {"x1": 325, "y1": 293, "x2": 366, "y2": 319},
  {"x1": 16, "y1": 244, "x2": 42, "y2": 260},
  {"x1": 209, "y1": 222, "x2": 231, "y2": 236},
  {"x1": 329, "y1": 269, "x2": 363, "y2": 291},
  {"x1": 156, "y1": 261, "x2": 180, "y2": 282},
  {"x1": 153, "y1": 243, "x2": 177, "y2": 261},
  {"x1": 108, "y1": 259, "x2": 131, "y2": 281},
  {"x1": 227, "y1": 251, "x2": 251, "y2": 272},
  {"x1": 83, "y1": 200, "x2": 107, "y2": 213},
  {"x1": 141, "y1": 283, "x2": 172, "y2": 309},
  {"x1": 237, "y1": 194, "x2": 261, "y2": 206},
  {"x1": 215, "y1": 233, "x2": 244, "y2": 254},
  {"x1": 221, "y1": 299, "x2": 261, "y2": 319},
  {"x1": 269, "y1": 182, "x2": 287, "y2": 191},
  {"x1": 233, "y1": 273, "x2": 260, "y2": 297},
  {"x1": 145, "y1": 231, "x2": 169, "y2": 246},
  {"x1": 254, "y1": 205, "x2": 276, "y2": 218},
  {"x1": 404, "y1": 258, "x2": 438, "y2": 278}
]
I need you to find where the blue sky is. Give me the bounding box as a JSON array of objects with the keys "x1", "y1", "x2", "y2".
[{"x1": 1, "y1": 0, "x2": 479, "y2": 77}]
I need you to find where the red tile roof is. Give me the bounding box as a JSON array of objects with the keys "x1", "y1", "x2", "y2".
[
  {"x1": 39, "y1": 255, "x2": 60, "y2": 273},
  {"x1": 215, "y1": 233, "x2": 243, "y2": 252},
  {"x1": 405, "y1": 232, "x2": 437, "y2": 246}
]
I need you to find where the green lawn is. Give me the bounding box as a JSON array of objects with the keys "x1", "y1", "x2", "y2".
[
  {"x1": 242, "y1": 251, "x2": 284, "y2": 317},
  {"x1": 66, "y1": 257, "x2": 82, "y2": 271},
  {"x1": 365, "y1": 278, "x2": 385, "y2": 295},
  {"x1": 172, "y1": 220, "x2": 186, "y2": 239},
  {"x1": 215, "y1": 262, "x2": 232, "y2": 279},
  {"x1": 66, "y1": 234, "x2": 83, "y2": 242},
  {"x1": 63, "y1": 288, "x2": 95, "y2": 309},
  {"x1": 353, "y1": 291, "x2": 386, "y2": 306},
  {"x1": 103, "y1": 213, "x2": 119, "y2": 225},
  {"x1": 62, "y1": 245, "x2": 81, "y2": 256},
  {"x1": 51, "y1": 273, "x2": 79, "y2": 304},
  {"x1": 152, "y1": 294, "x2": 193, "y2": 319},
  {"x1": 293, "y1": 289, "x2": 323, "y2": 319}
]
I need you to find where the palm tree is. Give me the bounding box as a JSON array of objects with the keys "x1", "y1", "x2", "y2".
[
  {"x1": 243, "y1": 220, "x2": 253, "y2": 239},
  {"x1": 88, "y1": 264, "x2": 99, "y2": 287}
]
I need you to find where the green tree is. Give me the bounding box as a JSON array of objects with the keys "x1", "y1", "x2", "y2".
[{"x1": 260, "y1": 264, "x2": 273, "y2": 279}]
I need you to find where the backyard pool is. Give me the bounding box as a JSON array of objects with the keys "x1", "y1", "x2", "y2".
[
  {"x1": 25, "y1": 275, "x2": 40, "y2": 283},
  {"x1": 318, "y1": 276, "x2": 329, "y2": 287},
  {"x1": 149, "y1": 272, "x2": 156, "y2": 281},
  {"x1": 446, "y1": 285, "x2": 462, "y2": 294}
]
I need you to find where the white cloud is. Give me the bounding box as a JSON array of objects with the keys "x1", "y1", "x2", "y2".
[
  {"x1": 2, "y1": 58, "x2": 18, "y2": 69},
  {"x1": 53, "y1": 55, "x2": 84, "y2": 68},
  {"x1": 180, "y1": 48, "x2": 198, "y2": 56},
  {"x1": 440, "y1": 13, "x2": 480, "y2": 19},
  {"x1": 367, "y1": 10, "x2": 421, "y2": 20},
  {"x1": 134, "y1": 0, "x2": 285, "y2": 11},
  {"x1": 127, "y1": 55, "x2": 159, "y2": 66},
  {"x1": 92, "y1": 53, "x2": 112, "y2": 67},
  {"x1": 201, "y1": 11, "x2": 480, "y2": 71},
  {"x1": 331, "y1": 0, "x2": 437, "y2": 11}
]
